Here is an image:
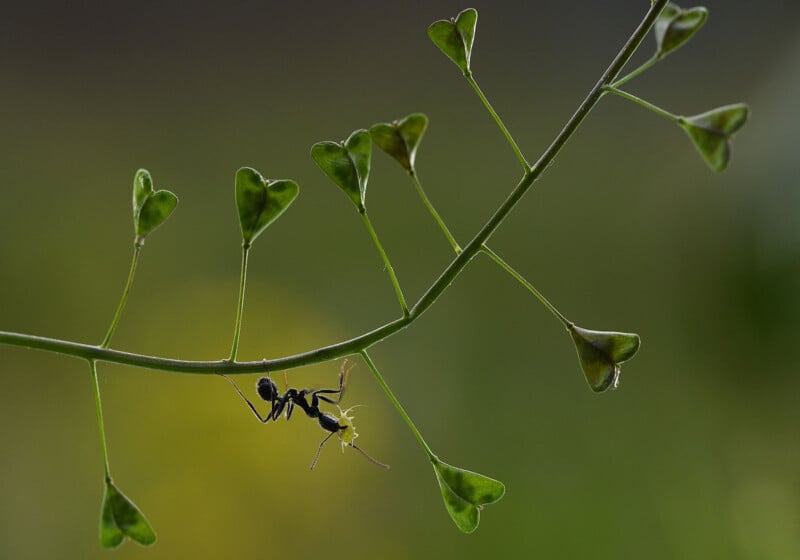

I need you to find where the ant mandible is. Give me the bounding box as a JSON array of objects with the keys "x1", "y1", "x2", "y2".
[{"x1": 219, "y1": 360, "x2": 389, "y2": 470}]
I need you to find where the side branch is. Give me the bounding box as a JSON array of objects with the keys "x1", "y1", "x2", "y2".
[
  {"x1": 0, "y1": 1, "x2": 668, "y2": 376},
  {"x1": 412, "y1": 0, "x2": 668, "y2": 319}
]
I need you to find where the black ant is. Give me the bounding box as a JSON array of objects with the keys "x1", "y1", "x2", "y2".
[{"x1": 219, "y1": 360, "x2": 389, "y2": 470}]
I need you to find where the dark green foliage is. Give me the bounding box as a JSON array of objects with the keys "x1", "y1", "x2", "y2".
[
  {"x1": 311, "y1": 129, "x2": 372, "y2": 211},
  {"x1": 99, "y1": 481, "x2": 156, "y2": 548},
  {"x1": 432, "y1": 459, "x2": 505, "y2": 533},
  {"x1": 132, "y1": 169, "x2": 178, "y2": 241},
  {"x1": 428, "y1": 8, "x2": 478, "y2": 74},
  {"x1": 654, "y1": 3, "x2": 708, "y2": 59},
  {"x1": 678, "y1": 104, "x2": 750, "y2": 172},
  {"x1": 370, "y1": 113, "x2": 429, "y2": 173},
  {"x1": 235, "y1": 167, "x2": 299, "y2": 246},
  {"x1": 568, "y1": 325, "x2": 641, "y2": 392}
]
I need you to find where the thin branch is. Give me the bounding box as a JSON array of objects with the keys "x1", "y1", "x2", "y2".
[
  {"x1": 0, "y1": 1, "x2": 669, "y2": 375},
  {"x1": 464, "y1": 72, "x2": 530, "y2": 172},
  {"x1": 360, "y1": 210, "x2": 410, "y2": 318},
  {"x1": 88, "y1": 360, "x2": 112, "y2": 482},
  {"x1": 603, "y1": 86, "x2": 680, "y2": 123},
  {"x1": 228, "y1": 245, "x2": 250, "y2": 362},
  {"x1": 100, "y1": 244, "x2": 141, "y2": 349}
]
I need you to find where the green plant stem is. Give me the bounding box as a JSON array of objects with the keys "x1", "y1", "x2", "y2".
[
  {"x1": 228, "y1": 245, "x2": 250, "y2": 362},
  {"x1": 88, "y1": 360, "x2": 112, "y2": 481},
  {"x1": 0, "y1": 0, "x2": 668, "y2": 375},
  {"x1": 100, "y1": 244, "x2": 142, "y2": 349},
  {"x1": 411, "y1": 0, "x2": 668, "y2": 317},
  {"x1": 480, "y1": 245, "x2": 570, "y2": 327},
  {"x1": 603, "y1": 86, "x2": 680, "y2": 123},
  {"x1": 360, "y1": 210, "x2": 409, "y2": 318},
  {"x1": 409, "y1": 169, "x2": 462, "y2": 254},
  {"x1": 609, "y1": 55, "x2": 659, "y2": 88},
  {"x1": 464, "y1": 72, "x2": 530, "y2": 173},
  {"x1": 410, "y1": 172, "x2": 567, "y2": 326},
  {"x1": 360, "y1": 350, "x2": 437, "y2": 462}
]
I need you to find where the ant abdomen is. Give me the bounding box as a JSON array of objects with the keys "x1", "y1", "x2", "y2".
[{"x1": 318, "y1": 413, "x2": 341, "y2": 433}]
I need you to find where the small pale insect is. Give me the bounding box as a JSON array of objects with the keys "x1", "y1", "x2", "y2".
[{"x1": 335, "y1": 405, "x2": 358, "y2": 448}]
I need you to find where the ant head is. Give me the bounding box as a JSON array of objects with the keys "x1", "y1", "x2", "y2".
[{"x1": 255, "y1": 376, "x2": 279, "y2": 402}]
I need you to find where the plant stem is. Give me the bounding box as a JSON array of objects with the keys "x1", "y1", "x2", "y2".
[
  {"x1": 410, "y1": 172, "x2": 567, "y2": 326},
  {"x1": 360, "y1": 210, "x2": 409, "y2": 318},
  {"x1": 0, "y1": 1, "x2": 669, "y2": 376},
  {"x1": 480, "y1": 245, "x2": 570, "y2": 327},
  {"x1": 0, "y1": 321, "x2": 407, "y2": 372},
  {"x1": 100, "y1": 244, "x2": 142, "y2": 349},
  {"x1": 88, "y1": 360, "x2": 112, "y2": 481},
  {"x1": 411, "y1": 0, "x2": 669, "y2": 319},
  {"x1": 409, "y1": 170, "x2": 462, "y2": 254},
  {"x1": 360, "y1": 350, "x2": 437, "y2": 462},
  {"x1": 228, "y1": 245, "x2": 250, "y2": 362},
  {"x1": 603, "y1": 86, "x2": 680, "y2": 123},
  {"x1": 609, "y1": 55, "x2": 659, "y2": 89},
  {"x1": 464, "y1": 72, "x2": 530, "y2": 173}
]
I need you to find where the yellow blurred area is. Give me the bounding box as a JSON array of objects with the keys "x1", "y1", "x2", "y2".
[{"x1": 1, "y1": 1, "x2": 799, "y2": 559}]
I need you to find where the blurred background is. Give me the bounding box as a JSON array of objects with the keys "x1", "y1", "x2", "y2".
[{"x1": 1, "y1": 1, "x2": 798, "y2": 558}]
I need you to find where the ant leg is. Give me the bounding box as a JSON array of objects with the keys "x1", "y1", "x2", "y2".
[
  {"x1": 310, "y1": 431, "x2": 336, "y2": 470},
  {"x1": 312, "y1": 363, "x2": 351, "y2": 404},
  {"x1": 316, "y1": 394, "x2": 338, "y2": 405},
  {"x1": 285, "y1": 400, "x2": 296, "y2": 421},
  {"x1": 218, "y1": 374, "x2": 271, "y2": 423},
  {"x1": 349, "y1": 443, "x2": 390, "y2": 469},
  {"x1": 271, "y1": 390, "x2": 292, "y2": 420},
  {"x1": 338, "y1": 360, "x2": 354, "y2": 403}
]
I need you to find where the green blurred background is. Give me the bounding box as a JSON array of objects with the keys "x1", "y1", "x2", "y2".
[{"x1": 1, "y1": 1, "x2": 798, "y2": 558}]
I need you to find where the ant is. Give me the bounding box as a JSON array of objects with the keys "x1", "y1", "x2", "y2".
[{"x1": 219, "y1": 360, "x2": 389, "y2": 470}]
